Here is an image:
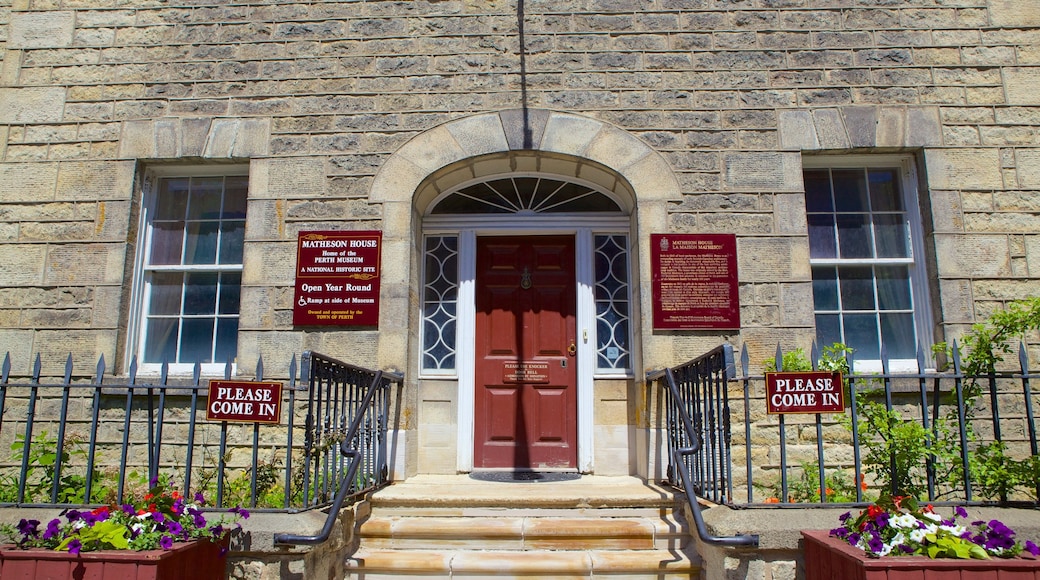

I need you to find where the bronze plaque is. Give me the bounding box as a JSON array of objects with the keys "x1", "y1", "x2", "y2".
[{"x1": 502, "y1": 361, "x2": 550, "y2": 384}]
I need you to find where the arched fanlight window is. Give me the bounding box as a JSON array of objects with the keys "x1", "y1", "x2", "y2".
[{"x1": 430, "y1": 176, "x2": 622, "y2": 214}]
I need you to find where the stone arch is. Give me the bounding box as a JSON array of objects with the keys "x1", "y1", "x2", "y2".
[{"x1": 369, "y1": 109, "x2": 681, "y2": 206}]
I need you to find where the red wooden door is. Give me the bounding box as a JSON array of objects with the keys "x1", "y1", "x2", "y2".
[{"x1": 474, "y1": 235, "x2": 577, "y2": 469}]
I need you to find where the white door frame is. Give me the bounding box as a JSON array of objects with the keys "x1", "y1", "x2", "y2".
[{"x1": 424, "y1": 214, "x2": 630, "y2": 473}]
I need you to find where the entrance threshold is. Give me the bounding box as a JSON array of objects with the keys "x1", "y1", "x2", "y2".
[{"x1": 469, "y1": 471, "x2": 582, "y2": 483}]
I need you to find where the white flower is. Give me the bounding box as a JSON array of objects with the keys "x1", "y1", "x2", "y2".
[
  {"x1": 891, "y1": 514, "x2": 918, "y2": 529},
  {"x1": 909, "y1": 528, "x2": 928, "y2": 543}
]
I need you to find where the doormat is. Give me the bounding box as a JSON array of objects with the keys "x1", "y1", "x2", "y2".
[{"x1": 469, "y1": 471, "x2": 582, "y2": 483}]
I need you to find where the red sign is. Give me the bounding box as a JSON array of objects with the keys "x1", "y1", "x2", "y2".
[
  {"x1": 765, "y1": 372, "x2": 845, "y2": 414},
  {"x1": 293, "y1": 231, "x2": 381, "y2": 326},
  {"x1": 206, "y1": 380, "x2": 283, "y2": 424},
  {"x1": 651, "y1": 234, "x2": 740, "y2": 329}
]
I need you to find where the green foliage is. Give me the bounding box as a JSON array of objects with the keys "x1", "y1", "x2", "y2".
[
  {"x1": 756, "y1": 460, "x2": 860, "y2": 503},
  {"x1": 0, "y1": 431, "x2": 107, "y2": 504},
  {"x1": 847, "y1": 297, "x2": 1040, "y2": 500}
]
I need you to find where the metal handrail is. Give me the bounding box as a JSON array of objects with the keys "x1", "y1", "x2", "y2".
[
  {"x1": 274, "y1": 368, "x2": 402, "y2": 545},
  {"x1": 648, "y1": 348, "x2": 759, "y2": 548}
]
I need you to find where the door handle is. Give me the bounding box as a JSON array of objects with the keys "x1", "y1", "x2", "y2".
[{"x1": 567, "y1": 342, "x2": 576, "y2": 356}]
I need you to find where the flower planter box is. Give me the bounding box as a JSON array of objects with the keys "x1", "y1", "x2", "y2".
[
  {"x1": 803, "y1": 530, "x2": 1040, "y2": 580},
  {"x1": 0, "y1": 537, "x2": 229, "y2": 580}
]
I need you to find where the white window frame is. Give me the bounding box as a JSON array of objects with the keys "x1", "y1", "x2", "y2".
[
  {"x1": 127, "y1": 165, "x2": 249, "y2": 376},
  {"x1": 802, "y1": 155, "x2": 933, "y2": 373}
]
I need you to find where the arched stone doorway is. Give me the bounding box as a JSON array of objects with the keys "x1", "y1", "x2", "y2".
[{"x1": 369, "y1": 110, "x2": 681, "y2": 475}]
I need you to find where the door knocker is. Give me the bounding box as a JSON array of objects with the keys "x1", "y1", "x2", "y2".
[{"x1": 520, "y1": 266, "x2": 532, "y2": 290}]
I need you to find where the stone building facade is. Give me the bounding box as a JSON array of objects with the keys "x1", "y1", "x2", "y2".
[{"x1": 0, "y1": 0, "x2": 1037, "y2": 480}]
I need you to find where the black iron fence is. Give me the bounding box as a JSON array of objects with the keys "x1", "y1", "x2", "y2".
[
  {"x1": 649, "y1": 342, "x2": 1040, "y2": 510},
  {"x1": 0, "y1": 351, "x2": 401, "y2": 515}
]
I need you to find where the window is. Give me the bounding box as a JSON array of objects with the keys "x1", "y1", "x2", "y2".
[
  {"x1": 131, "y1": 169, "x2": 247, "y2": 369},
  {"x1": 421, "y1": 235, "x2": 459, "y2": 374},
  {"x1": 594, "y1": 234, "x2": 631, "y2": 372},
  {"x1": 803, "y1": 157, "x2": 931, "y2": 371}
]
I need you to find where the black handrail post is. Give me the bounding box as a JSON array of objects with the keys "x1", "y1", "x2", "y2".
[{"x1": 647, "y1": 345, "x2": 759, "y2": 548}]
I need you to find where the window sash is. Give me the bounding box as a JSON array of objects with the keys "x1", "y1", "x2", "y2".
[
  {"x1": 132, "y1": 171, "x2": 247, "y2": 370},
  {"x1": 802, "y1": 156, "x2": 931, "y2": 370}
]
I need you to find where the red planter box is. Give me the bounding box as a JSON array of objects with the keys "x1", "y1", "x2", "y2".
[
  {"x1": 0, "y1": 538, "x2": 228, "y2": 580},
  {"x1": 803, "y1": 530, "x2": 1040, "y2": 580}
]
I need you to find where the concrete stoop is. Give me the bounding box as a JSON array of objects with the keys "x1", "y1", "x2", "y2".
[{"x1": 344, "y1": 475, "x2": 702, "y2": 579}]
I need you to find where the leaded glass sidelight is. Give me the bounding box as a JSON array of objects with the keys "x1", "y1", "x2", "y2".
[
  {"x1": 594, "y1": 234, "x2": 631, "y2": 372},
  {"x1": 421, "y1": 235, "x2": 459, "y2": 373}
]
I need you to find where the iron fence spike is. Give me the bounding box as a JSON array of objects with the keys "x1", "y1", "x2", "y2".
[
  {"x1": 1020, "y1": 340, "x2": 1029, "y2": 373},
  {"x1": 257, "y1": 355, "x2": 264, "y2": 381},
  {"x1": 2, "y1": 353, "x2": 10, "y2": 383},
  {"x1": 952, "y1": 339, "x2": 962, "y2": 373},
  {"x1": 33, "y1": 353, "x2": 42, "y2": 382},
  {"x1": 64, "y1": 354, "x2": 73, "y2": 384},
  {"x1": 96, "y1": 353, "x2": 106, "y2": 384},
  {"x1": 810, "y1": 340, "x2": 819, "y2": 371},
  {"x1": 740, "y1": 343, "x2": 749, "y2": 375},
  {"x1": 775, "y1": 343, "x2": 783, "y2": 372}
]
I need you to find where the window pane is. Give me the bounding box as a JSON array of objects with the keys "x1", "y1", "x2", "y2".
[
  {"x1": 815, "y1": 314, "x2": 841, "y2": 349},
  {"x1": 832, "y1": 169, "x2": 869, "y2": 212},
  {"x1": 219, "y1": 220, "x2": 245, "y2": 264},
  {"x1": 156, "y1": 179, "x2": 188, "y2": 220},
  {"x1": 811, "y1": 266, "x2": 838, "y2": 311},
  {"x1": 839, "y1": 266, "x2": 875, "y2": 310},
  {"x1": 880, "y1": 312, "x2": 916, "y2": 360},
  {"x1": 836, "y1": 213, "x2": 872, "y2": 258},
  {"x1": 148, "y1": 272, "x2": 183, "y2": 316},
  {"x1": 144, "y1": 318, "x2": 178, "y2": 364},
  {"x1": 223, "y1": 176, "x2": 248, "y2": 218},
  {"x1": 868, "y1": 169, "x2": 902, "y2": 212},
  {"x1": 873, "y1": 214, "x2": 908, "y2": 258},
  {"x1": 187, "y1": 177, "x2": 223, "y2": 220},
  {"x1": 876, "y1": 266, "x2": 912, "y2": 311},
  {"x1": 218, "y1": 272, "x2": 241, "y2": 315},
  {"x1": 149, "y1": 222, "x2": 185, "y2": 265},
  {"x1": 807, "y1": 213, "x2": 837, "y2": 259},
  {"x1": 184, "y1": 221, "x2": 219, "y2": 264},
  {"x1": 215, "y1": 318, "x2": 238, "y2": 364},
  {"x1": 179, "y1": 319, "x2": 214, "y2": 363},
  {"x1": 804, "y1": 170, "x2": 834, "y2": 212},
  {"x1": 184, "y1": 272, "x2": 217, "y2": 315},
  {"x1": 843, "y1": 313, "x2": 880, "y2": 360}
]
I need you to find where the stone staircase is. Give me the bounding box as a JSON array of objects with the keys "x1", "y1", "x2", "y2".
[{"x1": 344, "y1": 475, "x2": 701, "y2": 579}]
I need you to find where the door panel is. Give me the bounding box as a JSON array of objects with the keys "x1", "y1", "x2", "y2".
[{"x1": 474, "y1": 235, "x2": 577, "y2": 469}]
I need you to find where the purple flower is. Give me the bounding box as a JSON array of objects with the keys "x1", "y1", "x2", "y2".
[
  {"x1": 875, "y1": 512, "x2": 890, "y2": 529},
  {"x1": 898, "y1": 544, "x2": 914, "y2": 554},
  {"x1": 149, "y1": 475, "x2": 159, "y2": 487},
  {"x1": 230, "y1": 507, "x2": 250, "y2": 519},
  {"x1": 159, "y1": 535, "x2": 174, "y2": 550},
  {"x1": 830, "y1": 527, "x2": 848, "y2": 539},
  {"x1": 16, "y1": 519, "x2": 39, "y2": 538},
  {"x1": 122, "y1": 504, "x2": 136, "y2": 516},
  {"x1": 194, "y1": 492, "x2": 206, "y2": 504},
  {"x1": 65, "y1": 510, "x2": 81, "y2": 522},
  {"x1": 848, "y1": 533, "x2": 861, "y2": 545},
  {"x1": 43, "y1": 519, "x2": 61, "y2": 540},
  {"x1": 210, "y1": 524, "x2": 224, "y2": 538},
  {"x1": 838, "y1": 511, "x2": 852, "y2": 523},
  {"x1": 867, "y1": 536, "x2": 885, "y2": 554},
  {"x1": 1025, "y1": 541, "x2": 1040, "y2": 557},
  {"x1": 153, "y1": 512, "x2": 165, "y2": 524},
  {"x1": 955, "y1": 506, "x2": 969, "y2": 519},
  {"x1": 167, "y1": 521, "x2": 183, "y2": 536},
  {"x1": 67, "y1": 539, "x2": 81, "y2": 555},
  {"x1": 193, "y1": 513, "x2": 207, "y2": 528}
]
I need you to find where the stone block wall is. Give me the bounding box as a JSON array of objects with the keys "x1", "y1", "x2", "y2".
[{"x1": 0, "y1": 0, "x2": 1037, "y2": 375}]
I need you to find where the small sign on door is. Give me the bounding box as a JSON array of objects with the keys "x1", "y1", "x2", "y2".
[{"x1": 502, "y1": 361, "x2": 550, "y2": 383}]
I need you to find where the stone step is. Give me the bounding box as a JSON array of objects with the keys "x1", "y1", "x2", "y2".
[
  {"x1": 358, "y1": 513, "x2": 691, "y2": 551},
  {"x1": 343, "y1": 476, "x2": 699, "y2": 579},
  {"x1": 346, "y1": 547, "x2": 701, "y2": 579}
]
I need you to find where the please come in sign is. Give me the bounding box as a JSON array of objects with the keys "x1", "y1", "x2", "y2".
[
  {"x1": 764, "y1": 371, "x2": 845, "y2": 414},
  {"x1": 206, "y1": 380, "x2": 283, "y2": 424}
]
